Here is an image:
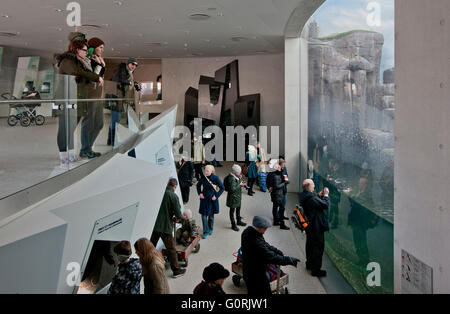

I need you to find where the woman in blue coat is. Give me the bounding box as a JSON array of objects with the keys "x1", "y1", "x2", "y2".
[{"x1": 197, "y1": 165, "x2": 225, "y2": 239}]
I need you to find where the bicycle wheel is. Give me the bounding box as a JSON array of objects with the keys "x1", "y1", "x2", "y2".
[
  {"x1": 20, "y1": 116, "x2": 31, "y2": 127},
  {"x1": 35, "y1": 115, "x2": 45, "y2": 126},
  {"x1": 7, "y1": 115, "x2": 18, "y2": 126}
]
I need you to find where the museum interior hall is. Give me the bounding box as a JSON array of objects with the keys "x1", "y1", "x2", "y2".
[{"x1": 0, "y1": 0, "x2": 449, "y2": 295}]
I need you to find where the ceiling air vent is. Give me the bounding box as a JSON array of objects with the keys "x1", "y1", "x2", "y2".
[
  {"x1": 0, "y1": 32, "x2": 18, "y2": 38},
  {"x1": 144, "y1": 42, "x2": 163, "y2": 47},
  {"x1": 81, "y1": 24, "x2": 102, "y2": 29},
  {"x1": 231, "y1": 36, "x2": 248, "y2": 42},
  {"x1": 188, "y1": 14, "x2": 211, "y2": 21}
]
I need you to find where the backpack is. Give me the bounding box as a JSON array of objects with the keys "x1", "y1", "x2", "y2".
[{"x1": 292, "y1": 204, "x2": 309, "y2": 232}]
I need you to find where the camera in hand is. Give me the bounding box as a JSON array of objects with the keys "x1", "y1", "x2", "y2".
[{"x1": 242, "y1": 181, "x2": 251, "y2": 190}]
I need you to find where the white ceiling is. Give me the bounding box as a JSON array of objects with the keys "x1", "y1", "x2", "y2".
[{"x1": 0, "y1": 0, "x2": 321, "y2": 58}]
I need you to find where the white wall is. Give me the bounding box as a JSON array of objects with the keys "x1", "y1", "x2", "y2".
[
  {"x1": 395, "y1": 0, "x2": 450, "y2": 293},
  {"x1": 161, "y1": 54, "x2": 285, "y2": 154}
]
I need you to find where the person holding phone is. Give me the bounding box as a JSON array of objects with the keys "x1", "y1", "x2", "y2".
[{"x1": 300, "y1": 179, "x2": 330, "y2": 277}]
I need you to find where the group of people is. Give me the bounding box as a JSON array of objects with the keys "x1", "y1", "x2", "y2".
[
  {"x1": 106, "y1": 155, "x2": 332, "y2": 295},
  {"x1": 55, "y1": 31, "x2": 146, "y2": 166}
]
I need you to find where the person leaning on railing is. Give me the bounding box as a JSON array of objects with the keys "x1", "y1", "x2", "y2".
[
  {"x1": 55, "y1": 32, "x2": 103, "y2": 165},
  {"x1": 108, "y1": 57, "x2": 139, "y2": 146}
]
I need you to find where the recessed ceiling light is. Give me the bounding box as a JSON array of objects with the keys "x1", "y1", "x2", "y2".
[
  {"x1": 184, "y1": 43, "x2": 188, "y2": 47},
  {"x1": 2, "y1": 14, "x2": 10, "y2": 18},
  {"x1": 113, "y1": 1, "x2": 123, "y2": 6},
  {"x1": 217, "y1": 12, "x2": 224, "y2": 17},
  {"x1": 54, "y1": 8, "x2": 64, "y2": 13},
  {"x1": 189, "y1": 13, "x2": 211, "y2": 21},
  {"x1": 231, "y1": 36, "x2": 248, "y2": 42},
  {"x1": 156, "y1": 18, "x2": 163, "y2": 23}
]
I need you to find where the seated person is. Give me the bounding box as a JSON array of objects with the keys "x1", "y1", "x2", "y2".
[{"x1": 175, "y1": 209, "x2": 197, "y2": 247}]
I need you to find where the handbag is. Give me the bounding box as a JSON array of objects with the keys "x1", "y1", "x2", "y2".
[
  {"x1": 242, "y1": 164, "x2": 249, "y2": 177},
  {"x1": 205, "y1": 176, "x2": 221, "y2": 193}
]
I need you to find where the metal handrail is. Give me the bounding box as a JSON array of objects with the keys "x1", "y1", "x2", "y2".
[{"x1": 0, "y1": 98, "x2": 134, "y2": 105}]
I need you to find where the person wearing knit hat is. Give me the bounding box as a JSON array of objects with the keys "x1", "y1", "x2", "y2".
[
  {"x1": 241, "y1": 216, "x2": 300, "y2": 294},
  {"x1": 224, "y1": 164, "x2": 247, "y2": 232},
  {"x1": 127, "y1": 57, "x2": 138, "y2": 66},
  {"x1": 194, "y1": 263, "x2": 229, "y2": 295},
  {"x1": 252, "y1": 216, "x2": 272, "y2": 229}
]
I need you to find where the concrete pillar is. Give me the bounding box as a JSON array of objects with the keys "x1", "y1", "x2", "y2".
[
  {"x1": 285, "y1": 37, "x2": 309, "y2": 193},
  {"x1": 395, "y1": 0, "x2": 450, "y2": 293}
]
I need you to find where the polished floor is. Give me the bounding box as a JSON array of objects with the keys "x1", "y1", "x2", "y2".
[{"x1": 165, "y1": 163, "x2": 326, "y2": 294}]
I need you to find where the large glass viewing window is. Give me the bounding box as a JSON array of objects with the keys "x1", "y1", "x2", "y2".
[{"x1": 304, "y1": 0, "x2": 395, "y2": 293}]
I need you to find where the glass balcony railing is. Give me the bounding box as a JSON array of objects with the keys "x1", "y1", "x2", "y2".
[{"x1": 0, "y1": 67, "x2": 136, "y2": 200}]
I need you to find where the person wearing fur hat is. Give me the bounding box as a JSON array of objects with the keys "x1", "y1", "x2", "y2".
[
  {"x1": 193, "y1": 263, "x2": 230, "y2": 295},
  {"x1": 55, "y1": 36, "x2": 103, "y2": 165},
  {"x1": 108, "y1": 57, "x2": 140, "y2": 146},
  {"x1": 78, "y1": 37, "x2": 106, "y2": 159}
]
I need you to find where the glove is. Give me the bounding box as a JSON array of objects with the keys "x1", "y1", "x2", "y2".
[
  {"x1": 288, "y1": 257, "x2": 300, "y2": 268},
  {"x1": 275, "y1": 249, "x2": 284, "y2": 256}
]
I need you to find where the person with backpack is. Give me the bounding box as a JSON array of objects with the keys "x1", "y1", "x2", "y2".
[
  {"x1": 224, "y1": 164, "x2": 247, "y2": 232},
  {"x1": 300, "y1": 179, "x2": 330, "y2": 277}
]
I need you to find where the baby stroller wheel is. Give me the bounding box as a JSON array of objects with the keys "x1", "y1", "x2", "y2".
[
  {"x1": 36, "y1": 115, "x2": 45, "y2": 126},
  {"x1": 232, "y1": 275, "x2": 241, "y2": 287},
  {"x1": 20, "y1": 116, "x2": 31, "y2": 127},
  {"x1": 193, "y1": 243, "x2": 200, "y2": 253},
  {"x1": 7, "y1": 115, "x2": 18, "y2": 126}
]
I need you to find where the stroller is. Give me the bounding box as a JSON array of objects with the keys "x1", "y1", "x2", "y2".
[
  {"x1": 231, "y1": 249, "x2": 289, "y2": 294},
  {"x1": 3, "y1": 91, "x2": 45, "y2": 127}
]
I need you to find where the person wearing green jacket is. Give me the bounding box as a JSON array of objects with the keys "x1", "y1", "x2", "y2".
[
  {"x1": 150, "y1": 178, "x2": 186, "y2": 278},
  {"x1": 224, "y1": 165, "x2": 247, "y2": 231}
]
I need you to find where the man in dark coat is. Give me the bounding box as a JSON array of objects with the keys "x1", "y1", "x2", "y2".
[
  {"x1": 267, "y1": 163, "x2": 290, "y2": 230},
  {"x1": 176, "y1": 156, "x2": 194, "y2": 204},
  {"x1": 108, "y1": 57, "x2": 139, "y2": 146},
  {"x1": 300, "y1": 179, "x2": 330, "y2": 277},
  {"x1": 241, "y1": 216, "x2": 300, "y2": 295},
  {"x1": 150, "y1": 178, "x2": 186, "y2": 278}
]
